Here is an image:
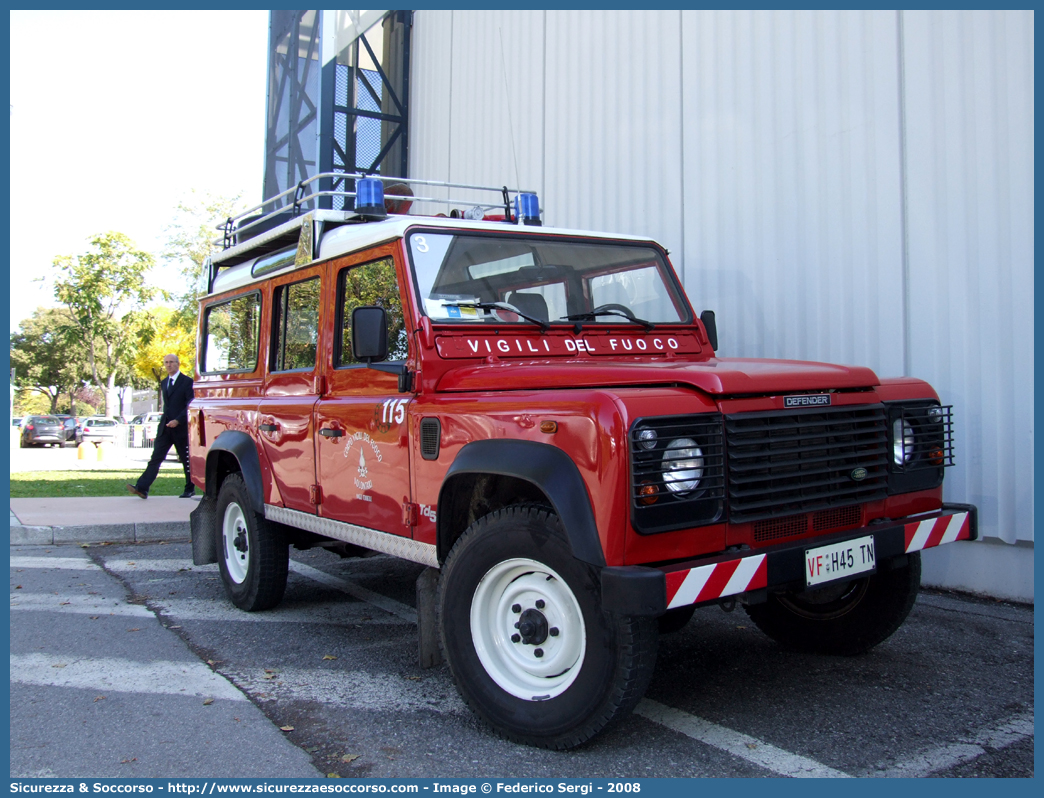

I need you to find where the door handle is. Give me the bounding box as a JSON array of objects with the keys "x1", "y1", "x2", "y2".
[
  {"x1": 319, "y1": 428, "x2": 344, "y2": 438},
  {"x1": 259, "y1": 423, "x2": 278, "y2": 432}
]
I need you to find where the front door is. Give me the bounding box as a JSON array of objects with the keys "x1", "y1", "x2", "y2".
[
  {"x1": 257, "y1": 264, "x2": 326, "y2": 513},
  {"x1": 315, "y1": 249, "x2": 414, "y2": 536}
]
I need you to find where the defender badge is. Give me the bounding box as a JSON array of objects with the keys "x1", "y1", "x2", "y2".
[
  {"x1": 850, "y1": 467, "x2": 868, "y2": 481},
  {"x1": 784, "y1": 394, "x2": 831, "y2": 408}
]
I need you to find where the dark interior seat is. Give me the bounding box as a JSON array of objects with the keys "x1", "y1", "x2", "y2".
[{"x1": 507, "y1": 291, "x2": 549, "y2": 323}]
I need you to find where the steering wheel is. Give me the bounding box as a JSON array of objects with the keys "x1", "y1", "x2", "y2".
[{"x1": 590, "y1": 303, "x2": 635, "y2": 318}]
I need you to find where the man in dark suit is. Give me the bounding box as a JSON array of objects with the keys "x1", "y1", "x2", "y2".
[{"x1": 127, "y1": 354, "x2": 195, "y2": 499}]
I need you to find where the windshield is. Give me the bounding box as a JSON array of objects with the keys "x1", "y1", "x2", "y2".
[{"x1": 407, "y1": 231, "x2": 690, "y2": 326}]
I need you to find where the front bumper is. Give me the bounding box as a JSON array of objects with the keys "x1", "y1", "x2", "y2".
[{"x1": 601, "y1": 503, "x2": 977, "y2": 616}]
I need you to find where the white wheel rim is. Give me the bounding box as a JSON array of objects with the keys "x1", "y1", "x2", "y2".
[
  {"x1": 222, "y1": 502, "x2": 250, "y2": 585},
  {"x1": 470, "y1": 558, "x2": 586, "y2": 701}
]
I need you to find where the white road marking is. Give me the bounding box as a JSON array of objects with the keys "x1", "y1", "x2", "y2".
[
  {"x1": 866, "y1": 710, "x2": 1035, "y2": 777},
  {"x1": 10, "y1": 593, "x2": 152, "y2": 617},
  {"x1": 104, "y1": 559, "x2": 217, "y2": 573},
  {"x1": 150, "y1": 597, "x2": 408, "y2": 626},
  {"x1": 224, "y1": 665, "x2": 465, "y2": 715},
  {"x1": 636, "y1": 699, "x2": 851, "y2": 778},
  {"x1": 18, "y1": 554, "x2": 417, "y2": 623},
  {"x1": 288, "y1": 560, "x2": 417, "y2": 624},
  {"x1": 10, "y1": 653, "x2": 246, "y2": 702},
  {"x1": 100, "y1": 557, "x2": 417, "y2": 622},
  {"x1": 10, "y1": 556, "x2": 100, "y2": 571}
]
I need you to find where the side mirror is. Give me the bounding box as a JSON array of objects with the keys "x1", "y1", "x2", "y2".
[
  {"x1": 351, "y1": 306, "x2": 388, "y2": 363},
  {"x1": 700, "y1": 310, "x2": 718, "y2": 352}
]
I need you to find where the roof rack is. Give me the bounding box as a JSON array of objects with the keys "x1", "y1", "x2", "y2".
[
  {"x1": 215, "y1": 172, "x2": 536, "y2": 247},
  {"x1": 204, "y1": 173, "x2": 539, "y2": 292}
]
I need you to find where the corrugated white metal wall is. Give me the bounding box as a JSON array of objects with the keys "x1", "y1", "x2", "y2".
[
  {"x1": 901, "y1": 11, "x2": 1034, "y2": 544},
  {"x1": 409, "y1": 10, "x2": 1033, "y2": 545}
]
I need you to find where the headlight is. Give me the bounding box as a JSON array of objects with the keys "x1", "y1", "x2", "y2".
[
  {"x1": 663, "y1": 438, "x2": 704, "y2": 494},
  {"x1": 636, "y1": 428, "x2": 658, "y2": 450},
  {"x1": 893, "y1": 419, "x2": 915, "y2": 466}
]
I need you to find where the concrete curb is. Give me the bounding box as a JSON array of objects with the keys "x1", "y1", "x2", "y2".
[{"x1": 10, "y1": 522, "x2": 190, "y2": 546}]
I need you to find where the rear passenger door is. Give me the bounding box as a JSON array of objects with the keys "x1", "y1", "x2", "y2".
[
  {"x1": 315, "y1": 247, "x2": 414, "y2": 536},
  {"x1": 257, "y1": 264, "x2": 326, "y2": 514}
]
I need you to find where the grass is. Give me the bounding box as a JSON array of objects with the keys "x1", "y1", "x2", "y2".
[{"x1": 10, "y1": 470, "x2": 187, "y2": 499}]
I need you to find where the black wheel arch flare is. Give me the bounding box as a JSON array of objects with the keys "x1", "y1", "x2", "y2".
[
  {"x1": 436, "y1": 439, "x2": 606, "y2": 567},
  {"x1": 205, "y1": 430, "x2": 266, "y2": 516}
]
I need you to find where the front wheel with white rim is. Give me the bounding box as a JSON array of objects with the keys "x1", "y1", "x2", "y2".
[
  {"x1": 438, "y1": 505, "x2": 658, "y2": 749},
  {"x1": 215, "y1": 473, "x2": 288, "y2": 611}
]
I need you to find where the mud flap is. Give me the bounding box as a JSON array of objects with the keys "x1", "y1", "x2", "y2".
[{"x1": 190, "y1": 496, "x2": 218, "y2": 565}]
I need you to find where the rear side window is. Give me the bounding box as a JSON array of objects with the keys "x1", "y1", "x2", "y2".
[
  {"x1": 272, "y1": 277, "x2": 321, "y2": 372},
  {"x1": 203, "y1": 292, "x2": 261, "y2": 373},
  {"x1": 337, "y1": 257, "x2": 408, "y2": 366}
]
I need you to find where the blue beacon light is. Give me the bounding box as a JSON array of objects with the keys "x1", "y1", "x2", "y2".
[
  {"x1": 355, "y1": 177, "x2": 386, "y2": 218},
  {"x1": 515, "y1": 192, "x2": 541, "y2": 226}
]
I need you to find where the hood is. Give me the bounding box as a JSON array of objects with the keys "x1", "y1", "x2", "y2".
[{"x1": 435, "y1": 357, "x2": 880, "y2": 396}]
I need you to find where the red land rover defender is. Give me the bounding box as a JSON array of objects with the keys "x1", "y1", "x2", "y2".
[{"x1": 189, "y1": 175, "x2": 976, "y2": 749}]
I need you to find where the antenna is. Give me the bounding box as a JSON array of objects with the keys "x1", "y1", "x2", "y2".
[{"x1": 498, "y1": 28, "x2": 522, "y2": 202}]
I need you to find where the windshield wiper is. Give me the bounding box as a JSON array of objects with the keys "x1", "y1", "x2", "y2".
[
  {"x1": 443, "y1": 301, "x2": 551, "y2": 332},
  {"x1": 562, "y1": 305, "x2": 655, "y2": 332}
]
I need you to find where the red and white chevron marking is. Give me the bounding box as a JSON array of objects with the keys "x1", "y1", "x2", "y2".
[
  {"x1": 904, "y1": 512, "x2": 970, "y2": 553},
  {"x1": 665, "y1": 554, "x2": 767, "y2": 609}
]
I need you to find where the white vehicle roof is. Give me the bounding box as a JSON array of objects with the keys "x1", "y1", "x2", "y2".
[
  {"x1": 207, "y1": 179, "x2": 660, "y2": 299},
  {"x1": 209, "y1": 214, "x2": 658, "y2": 297}
]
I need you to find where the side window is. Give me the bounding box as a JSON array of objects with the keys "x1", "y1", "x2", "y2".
[
  {"x1": 272, "y1": 277, "x2": 321, "y2": 372},
  {"x1": 337, "y1": 257, "x2": 408, "y2": 366},
  {"x1": 203, "y1": 292, "x2": 261, "y2": 373}
]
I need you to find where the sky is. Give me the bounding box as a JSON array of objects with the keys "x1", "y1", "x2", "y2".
[{"x1": 9, "y1": 10, "x2": 270, "y2": 333}]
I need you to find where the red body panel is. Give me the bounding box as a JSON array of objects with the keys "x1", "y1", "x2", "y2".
[{"x1": 189, "y1": 226, "x2": 950, "y2": 572}]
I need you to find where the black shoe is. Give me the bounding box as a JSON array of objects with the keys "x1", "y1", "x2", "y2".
[
  {"x1": 179, "y1": 488, "x2": 196, "y2": 499},
  {"x1": 126, "y1": 484, "x2": 148, "y2": 500}
]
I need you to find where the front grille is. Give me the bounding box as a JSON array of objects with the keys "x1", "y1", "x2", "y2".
[
  {"x1": 725, "y1": 405, "x2": 889, "y2": 524},
  {"x1": 753, "y1": 514, "x2": 808, "y2": 542},
  {"x1": 812, "y1": 504, "x2": 862, "y2": 531},
  {"x1": 751, "y1": 506, "x2": 862, "y2": 543}
]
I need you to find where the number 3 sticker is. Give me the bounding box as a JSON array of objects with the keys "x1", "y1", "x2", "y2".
[{"x1": 414, "y1": 235, "x2": 429, "y2": 253}]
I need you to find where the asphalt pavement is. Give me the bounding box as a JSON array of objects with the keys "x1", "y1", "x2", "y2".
[{"x1": 8, "y1": 443, "x2": 1035, "y2": 778}]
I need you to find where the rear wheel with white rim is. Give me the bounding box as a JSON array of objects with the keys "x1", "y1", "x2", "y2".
[
  {"x1": 438, "y1": 505, "x2": 658, "y2": 749},
  {"x1": 215, "y1": 473, "x2": 288, "y2": 611}
]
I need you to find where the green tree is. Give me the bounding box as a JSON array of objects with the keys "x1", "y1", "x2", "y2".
[
  {"x1": 131, "y1": 305, "x2": 197, "y2": 407},
  {"x1": 163, "y1": 190, "x2": 243, "y2": 337},
  {"x1": 10, "y1": 307, "x2": 87, "y2": 414},
  {"x1": 52, "y1": 232, "x2": 157, "y2": 417}
]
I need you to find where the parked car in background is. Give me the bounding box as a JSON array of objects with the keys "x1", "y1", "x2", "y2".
[
  {"x1": 131, "y1": 412, "x2": 163, "y2": 428},
  {"x1": 54, "y1": 415, "x2": 78, "y2": 443},
  {"x1": 75, "y1": 416, "x2": 121, "y2": 445},
  {"x1": 131, "y1": 412, "x2": 163, "y2": 443},
  {"x1": 20, "y1": 416, "x2": 66, "y2": 447}
]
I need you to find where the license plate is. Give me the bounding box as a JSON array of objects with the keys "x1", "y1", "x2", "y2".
[{"x1": 805, "y1": 536, "x2": 876, "y2": 587}]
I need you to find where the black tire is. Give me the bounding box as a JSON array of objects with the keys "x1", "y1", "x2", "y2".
[
  {"x1": 744, "y1": 553, "x2": 921, "y2": 656},
  {"x1": 657, "y1": 604, "x2": 696, "y2": 635},
  {"x1": 438, "y1": 505, "x2": 658, "y2": 749},
  {"x1": 215, "y1": 473, "x2": 289, "y2": 611}
]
